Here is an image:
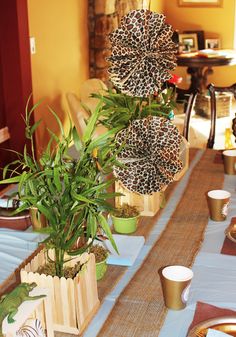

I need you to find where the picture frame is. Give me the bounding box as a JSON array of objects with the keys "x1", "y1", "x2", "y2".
[
  {"x1": 205, "y1": 38, "x2": 221, "y2": 49},
  {"x1": 178, "y1": 33, "x2": 198, "y2": 52},
  {"x1": 183, "y1": 30, "x2": 205, "y2": 50},
  {"x1": 178, "y1": 0, "x2": 222, "y2": 7}
]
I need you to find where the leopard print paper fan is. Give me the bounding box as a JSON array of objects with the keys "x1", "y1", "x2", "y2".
[
  {"x1": 113, "y1": 116, "x2": 183, "y2": 194},
  {"x1": 107, "y1": 9, "x2": 177, "y2": 97}
]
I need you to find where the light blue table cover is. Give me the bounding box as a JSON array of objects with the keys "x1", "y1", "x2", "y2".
[
  {"x1": 83, "y1": 151, "x2": 236, "y2": 337},
  {"x1": 1, "y1": 151, "x2": 236, "y2": 337},
  {"x1": 159, "y1": 171, "x2": 236, "y2": 337},
  {"x1": 0, "y1": 229, "x2": 45, "y2": 284}
]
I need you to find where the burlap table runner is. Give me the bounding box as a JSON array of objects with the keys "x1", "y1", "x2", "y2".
[{"x1": 98, "y1": 149, "x2": 224, "y2": 337}]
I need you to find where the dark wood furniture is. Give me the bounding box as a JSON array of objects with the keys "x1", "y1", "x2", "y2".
[
  {"x1": 207, "y1": 83, "x2": 236, "y2": 148},
  {"x1": 176, "y1": 87, "x2": 198, "y2": 141},
  {"x1": 177, "y1": 52, "x2": 236, "y2": 93}
]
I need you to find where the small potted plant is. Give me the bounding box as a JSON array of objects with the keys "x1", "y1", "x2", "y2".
[
  {"x1": 111, "y1": 203, "x2": 140, "y2": 234},
  {"x1": 0, "y1": 97, "x2": 119, "y2": 334},
  {"x1": 89, "y1": 244, "x2": 109, "y2": 281}
]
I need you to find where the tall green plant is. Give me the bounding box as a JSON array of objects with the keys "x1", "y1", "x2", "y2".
[
  {"x1": 0, "y1": 98, "x2": 120, "y2": 277},
  {"x1": 92, "y1": 86, "x2": 176, "y2": 131}
]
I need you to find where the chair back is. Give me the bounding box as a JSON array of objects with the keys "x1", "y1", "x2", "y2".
[
  {"x1": 176, "y1": 88, "x2": 198, "y2": 141},
  {"x1": 66, "y1": 79, "x2": 108, "y2": 138},
  {"x1": 66, "y1": 92, "x2": 89, "y2": 137},
  {"x1": 207, "y1": 83, "x2": 236, "y2": 148}
]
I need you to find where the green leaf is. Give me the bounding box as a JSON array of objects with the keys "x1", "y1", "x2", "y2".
[
  {"x1": 98, "y1": 213, "x2": 118, "y2": 254},
  {"x1": 0, "y1": 176, "x2": 21, "y2": 184},
  {"x1": 72, "y1": 126, "x2": 82, "y2": 153},
  {"x1": 36, "y1": 204, "x2": 56, "y2": 225},
  {"x1": 70, "y1": 190, "x2": 97, "y2": 205},
  {"x1": 30, "y1": 119, "x2": 42, "y2": 135},
  {"x1": 82, "y1": 101, "x2": 102, "y2": 144},
  {"x1": 53, "y1": 167, "x2": 62, "y2": 192},
  {"x1": 47, "y1": 106, "x2": 65, "y2": 137},
  {"x1": 87, "y1": 127, "x2": 121, "y2": 152},
  {"x1": 88, "y1": 211, "x2": 97, "y2": 239}
]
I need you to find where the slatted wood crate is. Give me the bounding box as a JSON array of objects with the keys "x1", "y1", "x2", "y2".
[
  {"x1": 174, "y1": 137, "x2": 190, "y2": 181},
  {"x1": 20, "y1": 251, "x2": 99, "y2": 335},
  {"x1": 115, "y1": 181, "x2": 165, "y2": 217}
]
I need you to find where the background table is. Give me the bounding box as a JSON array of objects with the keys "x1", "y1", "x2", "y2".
[{"x1": 177, "y1": 50, "x2": 236, "y2": 93}]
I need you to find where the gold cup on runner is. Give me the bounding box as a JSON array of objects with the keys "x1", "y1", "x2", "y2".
[
  {"x1": 160, "y1": 265, "x2": 193, "y2": 310},
  {"x1": 207, "y1": 190, "x2": 231, "y2": 222},
  {"x1": 30, "y1": 207, "x2": 48, "y2": 231},
  {"x1": 223, "y1": 149, "x2": 236, "y2": 175}
]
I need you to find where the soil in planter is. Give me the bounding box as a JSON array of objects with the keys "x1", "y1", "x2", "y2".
[
  {"x1": 89, "y1": 244, "x2": 108, "y2": 263},
  {"x1": 37, "y1": 261, "x2": 82, "y2": 279}
]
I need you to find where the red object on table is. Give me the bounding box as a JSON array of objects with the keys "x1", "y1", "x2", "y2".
[
  {"x1": 168, "y1": 73, "x2": 183, "y2": 85},
  {"x1": 0, "y1": 214, "x2": 31, "y2": 231},
  {"x1": 188, "y1": 301, "x2": 236, "y2": 333},
  {"x1": 0, "y1": 211, "x2": 32, "y2": 230}
]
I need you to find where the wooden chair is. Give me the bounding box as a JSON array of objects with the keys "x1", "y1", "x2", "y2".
[
  {"x1": 66, "y1": 79, "x2": 108, "y2": 138},
  {"x1": 207, "y1": 83, "x2": 236, "y2": 148},
  {"x1": 66, "y1": 92, "x2": 89, "y2": 137},
  {"x1": 176, "y1": 87, "x2": 198, "y2": 141},
  {"x1": 165, "y1": 83, "x2": 198, "y2": 142}
]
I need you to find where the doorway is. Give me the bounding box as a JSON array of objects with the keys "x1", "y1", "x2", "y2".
[{"x1": 0, "y1": 0, "x2": 33, "y2": 189}]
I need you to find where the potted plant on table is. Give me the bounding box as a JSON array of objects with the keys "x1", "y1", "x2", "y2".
[
  {"x1": 111, "y1": 203, "x2": 140, "y2": 234},
  {"x1": 0, "y1": 97, "x2": 119, "y2": 334},
  {"x1": 89, "y1": 244, "x2": 109, "y2": 281}
]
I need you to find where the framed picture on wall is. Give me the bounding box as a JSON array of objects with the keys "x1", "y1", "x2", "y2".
[
  {"x1": 183, "y1": 30, "x2": 205, "y2": 50},
  {"x1": 205, "y1": 38, "x2": 221, "y2": 49},
  {"x1": 178, "y1": 33, "x2": 198, "y2": 52},
  {"x1": 178, "y1": 0, "x2": 222, "y2": 7}
]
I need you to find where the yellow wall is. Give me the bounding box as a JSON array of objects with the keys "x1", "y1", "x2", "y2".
[
  {"x1": 27, "y1": 0, "x2": 89, "y2": 151},
  {"x1": 150, "y1": 0, "x2": 164, "y2": 12},
  {"x1": 164, "y1": 0, "x2": 236, "y2": 89}
]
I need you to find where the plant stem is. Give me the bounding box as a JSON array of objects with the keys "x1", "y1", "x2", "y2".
[{"x1": 55, "y1": 248, "x2": 65, "y2": 277}]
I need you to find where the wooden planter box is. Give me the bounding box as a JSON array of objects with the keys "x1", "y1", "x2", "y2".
[
  {"x1": 20, "y1": 250, "x2": 99, "y2": 335},
  {"x1": 174, "y1": 137, "x2": 189, "y2": 181},
  {"x1": 115, "y1": 181, "x2": 165, "y2": 217}
]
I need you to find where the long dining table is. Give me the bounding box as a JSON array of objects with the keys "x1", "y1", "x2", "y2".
[
  {"x1": 1, "y1": 148, "x2": 236, "y2": 337},
  {"x1": 82, "y1": 148, "x2": 236, "y2": 337}
]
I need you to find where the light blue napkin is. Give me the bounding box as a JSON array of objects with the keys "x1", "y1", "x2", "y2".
[{"x1": 103, "y1": 234, "x2": 145, "y2": 266}]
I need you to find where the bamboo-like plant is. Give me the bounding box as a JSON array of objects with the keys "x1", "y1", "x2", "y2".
[
  {"x1": 0, "y1": 98, "x2": 120, "y2": 277},
  {"x1": 92, "y1": 86, "x2": 176, "y2": 131}
]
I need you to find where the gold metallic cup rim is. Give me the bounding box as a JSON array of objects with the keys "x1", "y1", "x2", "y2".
[
  {"x1": 223, "y1": 150, "x2": 236, "y2": 175},
  {"x1": 207, "y1": 190, "x2": 231, "y2": 222}
]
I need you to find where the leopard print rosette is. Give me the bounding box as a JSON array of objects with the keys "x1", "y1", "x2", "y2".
[
  {"x1": 107, "y1": 9, "x2": 177, "y2": 97},
  {"x1": 114, "y1": 116, "x2": 183, "y2": 194}
]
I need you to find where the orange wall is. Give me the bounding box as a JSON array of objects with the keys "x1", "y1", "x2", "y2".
[
  {"x1": 164, "y1": 0, "x2": 236, "y2": 89},
  {"x1": 27, "y1": 0, "x2": 89, "y2": 151}
]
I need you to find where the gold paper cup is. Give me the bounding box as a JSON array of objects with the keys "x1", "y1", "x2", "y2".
[
  {"x1": 30, "y1": 207, "x2": 48, "y2": 231},
  {"x1": 223, "y1": 150, "x2": 236, "y2": 175},
  {"x1": 161, "y1": 265, "x2": 193, "y2": 310},
  {"x1": 207, "y1": 190, "x2": 231, "y2": 222}
]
